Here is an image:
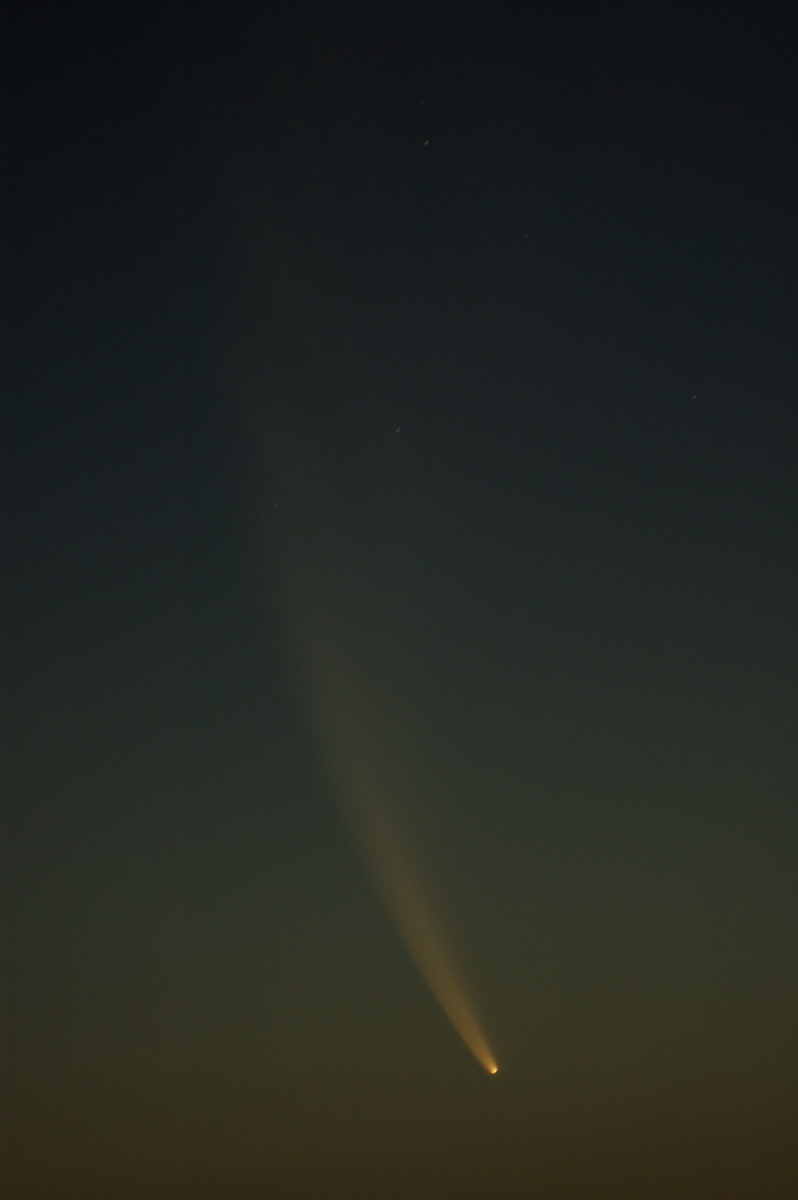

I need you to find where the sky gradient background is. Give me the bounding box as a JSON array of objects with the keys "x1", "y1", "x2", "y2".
[{"x1": 4, "y1": 2, "x2": 798, "y2": 1196}]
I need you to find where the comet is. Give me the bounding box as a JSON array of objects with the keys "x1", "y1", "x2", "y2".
[
  {"x1": 343, "y1": 768, "x2": 499, "y2": 1077},
  {"x1": 258, "y1": 428, "x2": 499, "y2": 1075},
  {"x1": 304, "y1": 629, "x2": 499, "y2": 1077},
  {"x1": 228, "y1": 201, "x2": 499, "y2": 1074}
]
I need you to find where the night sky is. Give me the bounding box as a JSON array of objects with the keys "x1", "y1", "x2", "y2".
[{"x1": 4, "y1": 3, "x2": 798, "y2": 1197}]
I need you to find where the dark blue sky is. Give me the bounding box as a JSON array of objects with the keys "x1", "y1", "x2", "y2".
[{"x1": 4, "y1": 3, "x2": 797, "y2": 1196}]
